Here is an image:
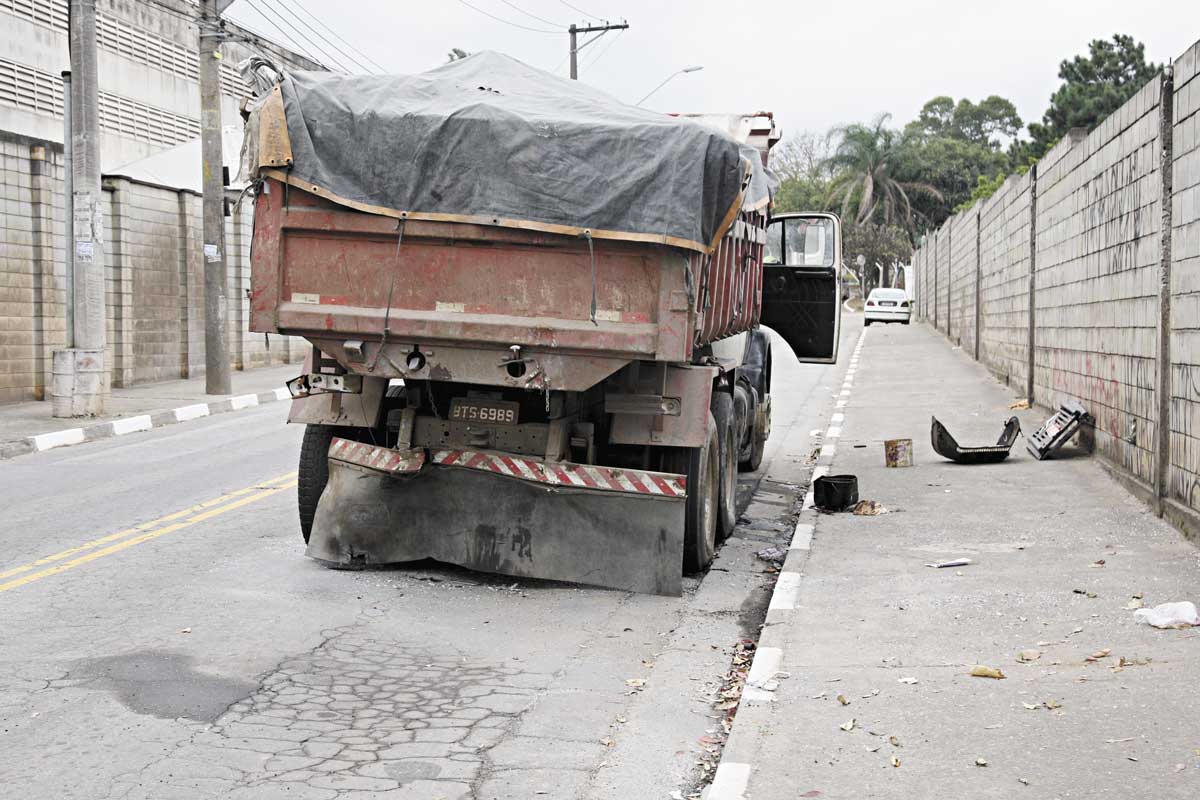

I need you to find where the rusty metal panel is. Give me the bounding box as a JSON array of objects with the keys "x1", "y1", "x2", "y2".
[{"x1": 608, "y1": 364, "x2": 717, "y2": 447}]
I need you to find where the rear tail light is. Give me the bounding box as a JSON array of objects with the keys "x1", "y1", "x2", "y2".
[
  {"x1": 866, "y1": 300, "x2": 875, "y2": 307},
  {"x1": 901, "y1": 301, "x2": 909, "y2": 308}
]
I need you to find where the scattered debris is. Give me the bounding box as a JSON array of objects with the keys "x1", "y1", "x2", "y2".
[
  {"x1": 1090, "y1": 559, "x2": 1105, "y2": 568},
  {"x1": 1026, "y1": 400, "x2": 1091, "y2": 460},
  {"x1": 600, "y1": 737, "x2": 615, "y2": 747},
  {"x1": 1133, "y1": 601, "x2": 1200, "y2": 628},
  {"x1": 1112, "y1": 656, "x2": 1151, "y2": 672},
  {"x1": 837, "y1": 694, "x2": 850, "y2": 706},
  {"x1": 1018, "y1": 777, "x2": 1030, "y2": 786},
  {"x1": 179, "y1": 627, "x2": 192, "y2": 634},
  {"x1": 883, "y1": 438, "x2": 913, "y2": 468},
  {"x1": 1125, "y1": 598, "x2": 1144, "y2": 610},
  {"x1": 1084, "y1": 649, "x2": 1112, "y2": 663},
  {"x1": 897, "y1": 677, "x2": 919, "y2": 685},
  {"x1": 1043, "y1": 699, "x2": 1062, "y2": 710},
  {"x1": 1105, "y1": 738, "x2": 1135, "y2": 744},
  {"x1": 860, "y1": 689, "x2": 880, "y2": 699},
  {"x1": 1073, "y1": 588, "x2": 1098, "y2": 598},
  {"x1": 814, "y1": 475, "x2": 859, "y2": 512},
  {"x1": 888, "y1": 735, "x2": 900, "y2": 747},
  {"x1": 1127, "y1": 756, "x2": 1139, "y2": 762},
  {"x1": 840, "y1": 719, "x2": 856, "y2": 732},
  {"x1": 755, "y1": 546, "x2": 787, "y2": 565},
  {"x1": 625, "y1": 678, "x2": 647, "y2": 693},
  {"x1": 1016, "y1": 649, "x2": 1041, "y2": 663},
  {"x1": 970, "y1": 665, "x2": 1006, "y2": 679},
  {"x1": 932, "y1": 415, "x2": 1021, "y2": 464},
  {"x1": 1022, "y1": 702, "x2": 1039, "y2": 710},
  {"x1": 926, "y1": 558, "x2": 972, "y2": 568},
  {"x1": 975, "y1": 758, "x2": 989, "y2": 767},
  {"x1": 1009, "y1": 399, "x2": 1031, "y2": 410},
  {"x1": 852, "y1": 500, "x2": 888, "y2": 516},
  {"x1": 890, "y1": 755, "x2": 901, "y2": 768}
]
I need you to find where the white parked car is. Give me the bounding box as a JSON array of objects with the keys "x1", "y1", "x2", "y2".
[{"x1": 864, "y1": 288, "x2": 911, "y2": 325}]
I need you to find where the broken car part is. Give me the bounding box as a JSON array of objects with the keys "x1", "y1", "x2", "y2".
[{"x1": 931, "y1": 415, "x2": 1021, "y2": 464}]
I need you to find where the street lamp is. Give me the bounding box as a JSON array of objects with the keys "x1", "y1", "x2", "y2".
[{"x1": 636, "y1": 65, "x2": 703, "y2": 106}]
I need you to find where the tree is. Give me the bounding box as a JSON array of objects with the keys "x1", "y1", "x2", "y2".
[
  {"x1": 824, "y1": 114, "x2": 942, "y2": 232},
  {"x1": 843, "y1": 223, "x2": 912, "y2": 294},
  {"x1": 770, "y1": 132, "x2": 834, "y2": 214},
  {"x1": 905, "y1": 95, "x2": 1021, "y2": 149},
  {"x1": 1023, "y1": 34, "x2": 1159, "y2": 160},
  {"x1": 900, "y1": 135, "x2": 1009, "y2": 224}
]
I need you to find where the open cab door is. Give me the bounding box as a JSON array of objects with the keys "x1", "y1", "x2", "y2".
[{"x1": 760, "y1": 213, "x2": 842, "y2": 363}]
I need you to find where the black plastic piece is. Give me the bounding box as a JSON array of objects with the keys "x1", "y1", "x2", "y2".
[
  {"x1": 1026, "y1": 400, "x2": 1091, "y2": 460},
  {"x1": 931, "y1": 415, "x2": 1021, "y2": 464},
  {"x1": 814, "y1": 474, "x2": 859, "y2": 511}
]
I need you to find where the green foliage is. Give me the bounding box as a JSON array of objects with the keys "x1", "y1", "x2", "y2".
[
  {"x1": 843, "y1": 223, "x2": 913, "y2": 293},
  {"x1": 956, "y1": 172, "x2": 1007, "y2": 211},
  {"x1": 770, "y1": 133, "x2": 835, "y2": 214},
  {"x1": 1024, "y1": 34, "x2": 1158, "y2": 160},
  {"x1": 905, "y1": 95, "x2": 1021, "y2": 149}
]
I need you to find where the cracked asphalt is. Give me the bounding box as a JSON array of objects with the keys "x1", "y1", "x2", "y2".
[{"x1": 0, "y1": 325, "x2": 857, "y2": 799}]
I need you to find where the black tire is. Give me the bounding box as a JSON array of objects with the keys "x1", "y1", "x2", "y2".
[
  {"x1": 740, "y1": 407, "x2": 767, "y2": 472},
  {"x1": 668, "y1": 413, "x2": 719, "y2": 573},
  {"x1": 864, "y1": 319, "x2": 872, "y2": 326},
  {"x1": 711, "y1": 391, "x2": 737, "y2": 541},
  {"x1": 298, "y1": 424, "x2": 338, "y2": 544}
]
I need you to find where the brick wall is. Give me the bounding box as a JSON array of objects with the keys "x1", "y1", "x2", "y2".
[
  {"x1": 0, "y1": 130, "x2": 296, "y2": 403},
  {"x1": 910, "y1": 38, "x2": 1200, "y2": 538}
]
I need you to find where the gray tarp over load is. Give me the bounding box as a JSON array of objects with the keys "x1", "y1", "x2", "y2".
[{"x1": 242, "y1": 50, "x2": 772, "y2": 253}]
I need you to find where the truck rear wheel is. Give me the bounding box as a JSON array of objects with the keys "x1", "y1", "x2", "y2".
[
  {"x1": 711, "y1": 391, "x2": 737, "y2": 541},
  {"x1": 668, "y1": 412, "x2": 719, "y2": 573},
  {"x1": 298, "y1": 424, "x2": 338, "y2": 544}
]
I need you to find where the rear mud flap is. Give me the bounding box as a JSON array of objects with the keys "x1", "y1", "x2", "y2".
[{"x1": 308, "y1": 460, "x2": 686, "y2": 595}]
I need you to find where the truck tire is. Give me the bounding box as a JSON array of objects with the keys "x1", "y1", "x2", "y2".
[
  {"x1": 668, "y1": 412, "x2": 719, "y2": 573},
  {"x1": 711, "y1": 391, "x2": 737, "y2": 541},
  {"x1": 298, "y1": 424, "x2": 338, "y2": 544},
  {"x1": 739, "y1": 393, "x2": 769, "y2": 472}
]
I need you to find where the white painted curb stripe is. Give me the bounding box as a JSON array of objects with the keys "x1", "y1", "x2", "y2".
[
  {"x1": 707, "y1": 762, "x2": 751, "y2": 800},
  {"x1": 819, "y1": 443, "x2": 836, "y2": 459},
  {"x1": 831, "y1": 412, "x2": 845, "y2": 423},
  {"x1": 273, "y1": 386, "x2": 291, "y2": 401},
  {"x1": 768, "y1": 571, "x2": 802, "y2": 610},
  {"x1": 826, "y1": 426, "x2": 841, "y2": 438},
  {"x1": 229, "y1": 393, "x2": 259, "y2": 410},
  {"x1": 173, "y1": 403, "x2": 210, "y2": 422},
  {"x1": 110, "y1": 415, "x2": 152, "y2": 435},
  {"x1": 31, "y1": 428, "x2": 85, "y2": 451},
  {"x1": 790, "y1": 522, "x2": 813, "y2": 551}
]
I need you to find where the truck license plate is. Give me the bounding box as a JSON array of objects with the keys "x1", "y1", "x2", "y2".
[{"x1": 450, "y1": 398, "x2": 520, "y2": 425}]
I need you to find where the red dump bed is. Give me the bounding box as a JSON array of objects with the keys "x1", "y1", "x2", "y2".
[{"x1": 250, "y1": 178, "x2": 765, "y2": 370}]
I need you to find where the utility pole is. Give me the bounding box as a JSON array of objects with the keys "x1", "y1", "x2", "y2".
[
  {"x1": 567, "y1": 20, "x2": 628, "y2": 80},
  {"x1": 52, "y1": 0, "x2": 106, "y2": 417},
  {"x1": 199, "y1": 0, "x2": 234, "y2": 394}
]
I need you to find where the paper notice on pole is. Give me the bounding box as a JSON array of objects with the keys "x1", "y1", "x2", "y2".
[
  {"x1": 73, "y1": 193, "x2": 94, "y2": 239},
  {"x1": 203, "y1": 244, "x2": 221, "y2": 263},
  {"x1": 75, "y1": 241, "x2": 94, "y2": 262}
]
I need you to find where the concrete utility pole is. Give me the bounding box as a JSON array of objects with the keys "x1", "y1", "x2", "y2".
[
  {"x1": 199, "y1": 0, "x2": 234, "y2": 394},
  {"x1": 52, "y1": 0, "x2": 106, "y2": 417},
  {"x1": 568, "y1": 21, "x2": 629, "y2": 80}
]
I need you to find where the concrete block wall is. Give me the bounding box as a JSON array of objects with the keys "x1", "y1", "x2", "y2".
[
  {"x1": 910, "y1": 39, "x2": 1200, "y2": 537},
  {"x1": 977, "y1": 172, "x2": 1032, "y2": 389},
  {"x1": 1170, "y1": 41, "x2": 1200, "y2": 520},
  {"x1": 0, "y1": 130, "x2": 296, "y2": 404},
  {"x1": 948, "y1": 209, "x2": 978, "y2": 353},
  {"x1": 1034, "y1": 76, "x2": 1163, "y2": 485}
]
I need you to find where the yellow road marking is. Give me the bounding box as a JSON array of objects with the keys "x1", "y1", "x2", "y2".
[{"x1": 0, "y1": 472, "x2": 298, "y2": 594}]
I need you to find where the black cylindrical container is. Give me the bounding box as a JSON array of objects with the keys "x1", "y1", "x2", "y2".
[{"x1": 814, "y1": 474, "x2": 859, "y2": 511}]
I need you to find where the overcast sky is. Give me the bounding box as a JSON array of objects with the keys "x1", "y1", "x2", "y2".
[{"x1": 226, "y1": 0, "x2": 1196, "y2": 141}]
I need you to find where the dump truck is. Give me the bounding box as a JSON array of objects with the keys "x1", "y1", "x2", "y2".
[{"x1": 243, "y1": 53, "x2": 841, "y2": 594}]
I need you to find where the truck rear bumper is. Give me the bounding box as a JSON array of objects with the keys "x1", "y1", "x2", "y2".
[{"x1": 309, "y1": 439, "x2": 687, "y2": 594}]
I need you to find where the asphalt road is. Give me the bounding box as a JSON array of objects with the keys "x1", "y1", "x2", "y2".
[{"x1": 0, "y1": 321, "x2": 858, "y2": 800}]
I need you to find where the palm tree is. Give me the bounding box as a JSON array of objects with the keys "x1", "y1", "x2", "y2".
[{"x1": 825, "y1": 114, "x2": 942, "y2": 232}]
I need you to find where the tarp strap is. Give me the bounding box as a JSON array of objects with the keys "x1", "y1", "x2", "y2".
[
  {"x1": 582, "y1": 229, "x2": 597, "y2": 326},
  {"x1": 369, "y1": 218, "x2": 405, "y2": 373}
]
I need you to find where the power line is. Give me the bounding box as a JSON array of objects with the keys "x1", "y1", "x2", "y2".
[
  {"x1": 288, "y1": 0, "x2": 387, "y2": 73},
  {"x1": 255, "y1": 0, "x2": 356, "y2": 71},
  {"x1": 455, "y1": 0, "x2": 559, "y2": 33},
  {"x1": 268, "y1": 0, "x2": 377, "y2": 74},
  {"x1": 583, "y1": 27, "x2": 623, "y2": 69},
  {"x1": 245, "y1": 0, "x2": 349, "y2": 71},
  {"x1": 556, "y1": 0, "x2": 606, "y2": 21},
  {"x1": 497, "y1": 0, "x2": 563, "y2": 27},
  {"x1": 239, "y1": 0, "x2": 325, "y2": 66}
]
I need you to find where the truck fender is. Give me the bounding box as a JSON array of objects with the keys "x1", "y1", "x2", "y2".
[{"x1": 607, "y1": 364, "x2": 718, "y2": 449}]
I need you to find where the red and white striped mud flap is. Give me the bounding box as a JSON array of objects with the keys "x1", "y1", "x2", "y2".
[
  {"x1": 329, "y1": 438, "x2": 426, "y2": 474},
  {"x1": 430, "y1": 449, "x2": 686, "y2": 498}
]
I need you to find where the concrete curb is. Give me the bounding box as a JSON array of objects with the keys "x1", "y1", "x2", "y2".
[
  {"x1": 706, "y1": 329, "x2": 867, "y2": 800},
  {"x1": 1, "y1": 387, "x2": 292, "y2": 461}
]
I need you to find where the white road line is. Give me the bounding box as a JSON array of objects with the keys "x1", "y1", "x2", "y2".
[
  {"x1": 831, "y1": 412, "x2": 845, "y2": 423},
  {"x1": 31, "y1": 428, "x2": 85, "y2": 451},
  {"x1": 110, "y1": 415, "x2": 152, "y2": 435},
  {"x1": 229, "y1": 393, "x2": 259, "y2": 410},
  {"x1": 707, "y1": 762, "x2": 751, "y2": 800},
  {"x1": 768, "y1": 572, "x2": 802, "y2": 610},
  {"x1": 826, "y1": 426, "x2": 842, "y2": 438},
  {"x1": 835, "y1": 399, "x2": 847, "y2": 408},
  {"x1": 173, "y1": 403, "x2": 210, "y2": 422}
]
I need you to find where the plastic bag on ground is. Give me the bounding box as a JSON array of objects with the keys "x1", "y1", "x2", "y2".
[{"x1": 1133, "y1": 601, "x2": 1200, "y2": 629}]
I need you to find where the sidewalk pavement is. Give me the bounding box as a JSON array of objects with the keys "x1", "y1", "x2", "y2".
[
  {"x1": 0, "y1": 364, "x2": 298, "y2": 459},
  {"x1": 711, "y1": 321, "x2": 1200, "y2": 799}
]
